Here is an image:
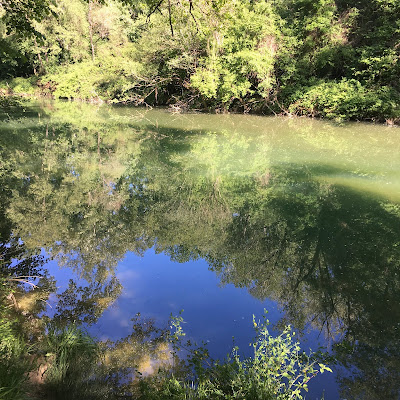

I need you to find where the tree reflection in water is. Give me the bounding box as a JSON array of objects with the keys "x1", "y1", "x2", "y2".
[{"x1": 1, "y1": 99, "x2": 399, "y2": 399}]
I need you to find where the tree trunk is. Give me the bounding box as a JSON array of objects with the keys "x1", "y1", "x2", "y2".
[
  {"x1": 33, "y1": 36, "x2": 45, "y2": 74},
  {"x1": 88, "y1": 0, "x2": 95, "y2": 62}
]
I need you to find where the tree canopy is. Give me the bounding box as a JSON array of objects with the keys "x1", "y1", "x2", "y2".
[{"x1": 0, "y1": 0, "x2": 399, "y2": 121}]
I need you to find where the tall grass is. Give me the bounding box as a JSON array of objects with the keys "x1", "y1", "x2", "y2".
[
  {"x1": 0, "y1": 319, "x2": 34, "y2": 400},
  {"x1": 40, "y1": 324, "x2": 100, "y2": 399}
]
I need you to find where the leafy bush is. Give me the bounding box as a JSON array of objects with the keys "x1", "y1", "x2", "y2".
[
  {"x1": 139, "y1": 312, "x2": 332, "y2": 399},
  {"x1": 0, "y1": 77, "x2": 38, "y2": 95},
  {"x1": 190, "y1": 0, "x2": 280, "y2": 109},
  {"x1": 287, "y1": 79, "x2": 400, "y2": 122},
  {"x1": 43, "y1": 53, "x2": 157, "y2": 103}
]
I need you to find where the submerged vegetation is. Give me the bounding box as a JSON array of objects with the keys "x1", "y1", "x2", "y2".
[{"x1": 1, "y1": 0, "x2": 400, "y2": 122}]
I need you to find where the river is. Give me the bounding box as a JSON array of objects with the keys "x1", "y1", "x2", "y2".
[{"x1": 1, "y1": 99, "x2": 400, "y2": 399}]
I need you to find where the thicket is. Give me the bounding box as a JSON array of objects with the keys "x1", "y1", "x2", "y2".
[{"x1": 0, "y1": 0, "x2": 399, "y2": 122}]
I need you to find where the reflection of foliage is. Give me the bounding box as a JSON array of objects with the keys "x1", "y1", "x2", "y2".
[
  {"x1": 0, "y1": 304, "x2": 330, "y2": 399},
  {"x1": 54, "y1": 277, "x2": 122, "y2": 325},
  {"x1": 212, "y1": 169, "x2": 400, "y2": 336},
  {"x1": 0, "y1": 101, "x2": 400, "y2": 398},
  {"x1": 100, "y1": 313, "x2": 178, "y2": 398},
  {"x1": 336, "y1": 340, "x2": 400, "y2": 400}
]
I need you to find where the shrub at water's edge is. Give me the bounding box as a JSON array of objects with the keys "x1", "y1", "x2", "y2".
[
  {"x1": 142, "y1": 312, "x2": 332, "y2": 400},
  {"x1": 2, "y1": 74, "x2": 398, "y2": 124},
  {"x1": 286, "y1": 79, "x2": 400, "y2": 123},
  {"x1": 0, "y1": 306, "x2": 332, "y2": 399}
]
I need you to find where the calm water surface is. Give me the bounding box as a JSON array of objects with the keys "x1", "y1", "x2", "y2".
[{"x1": 1, "y1": 100, "x2": 400, "y2": 399}]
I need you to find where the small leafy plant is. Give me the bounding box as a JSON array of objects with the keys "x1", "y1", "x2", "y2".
[{"x1": 141, "y1": 311, "x2": 332, "y2": 399}]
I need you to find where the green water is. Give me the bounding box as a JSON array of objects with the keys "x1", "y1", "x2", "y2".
[{"x1": 1, "y1": 99, "x2": 399, "y2": 399}]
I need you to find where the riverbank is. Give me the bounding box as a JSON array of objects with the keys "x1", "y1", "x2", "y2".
[
  {"x1": 1, "y1": 75, "x2": 399, "y2": 125},
  {"x1": 2, "y1": 0, "x2": 400, "y2": 124}
]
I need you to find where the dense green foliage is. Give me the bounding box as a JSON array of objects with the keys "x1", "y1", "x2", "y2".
[{"x1": 1, "y1": 0, "x2": 399, "y2": 121}]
